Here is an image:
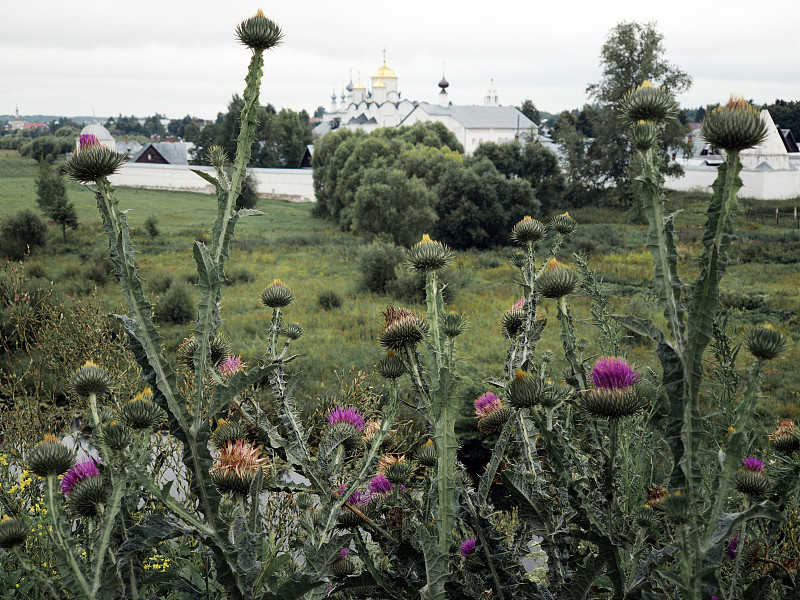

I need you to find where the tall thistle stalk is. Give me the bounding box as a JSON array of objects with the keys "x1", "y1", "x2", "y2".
[{"x1": 620, "y1": 87, "x2": 781, "y2": 599}]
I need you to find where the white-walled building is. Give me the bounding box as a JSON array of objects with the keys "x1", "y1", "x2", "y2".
[{"x1": 314, "y1": 57, "x2": 535, "y2": 154}]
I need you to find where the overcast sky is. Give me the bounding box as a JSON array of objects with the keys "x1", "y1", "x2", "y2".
[{"x1": 3, "y1": 0, "x2": 799, "y2": 121}]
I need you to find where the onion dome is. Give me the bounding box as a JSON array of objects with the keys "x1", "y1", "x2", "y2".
[
  {"x1": 438, "y1": 76, "x2": 449, "y2": 90},
  {"x1": 372, "y1": 63, "x2": 397, "y2": 79},
  {"x1": 373, "y1": 79, "x2": 387, "y2": 88},
  {"x1": 353, "y1": 81, "x2": 366, "y2": 90}
]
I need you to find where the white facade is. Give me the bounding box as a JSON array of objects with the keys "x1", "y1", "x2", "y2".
[{"x1": 108, "y1": 163, "x2": 315, "y2": 202}]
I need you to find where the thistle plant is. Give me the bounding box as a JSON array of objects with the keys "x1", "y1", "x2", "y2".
[{"x1": 4, "y1": 11, "x2": 796, "y2": 600}]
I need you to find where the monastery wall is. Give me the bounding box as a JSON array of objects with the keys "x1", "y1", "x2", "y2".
[
  {"x1": 665, "y1": 161, "x2": 800, "y2": 200},
  {"x1": 108, "y1": 163, "x2": 316, "y2": 202}
]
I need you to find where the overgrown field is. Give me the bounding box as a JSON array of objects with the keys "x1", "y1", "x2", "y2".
[{"x1": 1, "y1": 149, "x2": 798, "y2": 429}]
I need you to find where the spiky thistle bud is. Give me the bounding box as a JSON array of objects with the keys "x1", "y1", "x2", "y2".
[
  {"x1": 337, "y1": 488, "x2": 372, "y2": 528},
  {"x1": 701, "y1": 97, "x2": 768, "y2": 153},
  {"x1": 120, "y1": 388, "x2": 165, "y2": 430},
  {"x1": 474, "y1": 392, "x2": 511, "y2": 434},
  {"x1": 331, "y1": 548, "x2": 356, "y2": 577},
  {"x1": 770, "y1": 419, "x2": 799, "y2": 454},
  {"x1": 281, "y1": 322, "x2": 304, "y2": 340},
  {"x1": 376, "y1": 351, "x2": 405, "y2": 379},
  {"x1": 211, "y1": 420, "x2": 247, "y2": 449},
  {"x1": 70, "y1": 360, "x2": 112, "y2": 399},
  {"x1": 177, "y1": 333, "x2": 233, "y2": 371},
  {"x1": 0, "y1": 516, "x2": 28, "y2": 549},
  {"x1": 296, "y1": 493, "x2": 313, "y2": 510},
  {"x1": 379, "y1": 455, "x2": 416, "y2": 485},
  {"x1": 745, "y1": 325, "x2": 787, "y2": 360},
  {"x1": 662, "y1": 490, "x2": 691, "y2": 526},
  {"x1": 508, "y1": 369, "x2": 538, "y2": 409},
  {"x1": 628, "y1": 120, "x2": 659, "y2": 152},
  {"x1": 102, "y1": 422, "x2": 131, "y2": 451},
  {"x1": 549, "y1": 212, "x2": 578, "y2": 235},
  {"x1": 441, "y1": 312, "x2": 468, "y2": 338},
  {"x1": 63, "y1": 144, "x2": 127, "y2": 183},
  {"x1": 405, "y1": 234, "x2": 453, "y2": 273},
  {"x1": 260, "y1": 279, "x2": 293, "y2": 308},
  {"x1": 618, "y1": 81, "x2": 678, "y2": 127},
  {"x1": 26, "y1": 434, "x2": 75, "y2": 478},
  {"x1": 510, "y1": 216, "x2": 546, "y2": 244},
  {"x1": 635, "y1": 505, "x2": 658, "y2": 529},
  {"x1": 415, "y1": 439, "x2": 437, "y2": 467},
  {"x1": 235, "y1": 9, "x2": 283, "y2": 51},
  {"x1": 378, "y1": 306, "x2": 428, "y2": 350},
  {"x1": 533, "y1": 258, "x2": 578, "y2": 299},
  {"x1": 735, "y1": 457, "x2": 769, "y2": 497},
  {"x1": 501, "y1": 303, "x2": 526, "y2": 339}
]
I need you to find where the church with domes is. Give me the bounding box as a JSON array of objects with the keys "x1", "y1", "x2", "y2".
[{"x1": 313, "y1": 55, "x2": 537, "y2": 154}]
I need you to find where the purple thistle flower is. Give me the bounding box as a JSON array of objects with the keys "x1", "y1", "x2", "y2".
[
  {"x1": 368, "y1": 473, "x2": 394, "y2": 495},
  {"x1": 475, "y1": 392, "x2": 503, "y2": 418},
  {"x1": 348, "y1": 489, "x2": 371, "y2": 506},
  {"x1": 327, "y1": 405, "x2": 365, "y2": 431},
  {"x1": 338, "y1": 547, "x2": 350, "y2": 560},
  {"x1": 219, "y1": 355, "x2": 245, "y2": 377},
  {"x1": 460, "y1": 537, "x2": 476, "y2": 557},
  {"x1": 60, "y1": 458, "x2": 101, "y2": 496},
  {"x1": 589, "y1": 356, "x2": 640, "y2": 390},
  {"x1": 742, "y1": 457, "x2": 764, "y2": 473},
  {"x1": 78, "y1": 134, "x2": 100, "y2": 150},
  {"x1": 511, "y1": 297, "x2": 525, "y2": 310},
  {"x1": 727, "y1": 534, "x2": 739, "y2": 559}
]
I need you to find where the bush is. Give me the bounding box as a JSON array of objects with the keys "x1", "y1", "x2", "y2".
[
  {"x1": 0, "y1": 210, "x2": 47, "y2": 260},
  {"x1": 358, "y1": 239, "x2": 405, "y2": 294},
  {"x1": 154, "y1": 282, "x2": 195, "y2": 324},
  {"x1": 144, "y1": 215, "x2": 160, "y2": 238},
  {"x1": 317, "y1": 290, "x2": 342, "y2": 311},
  {"x1": 235, "y1": 172, "x2": 259, "y2": 210}
]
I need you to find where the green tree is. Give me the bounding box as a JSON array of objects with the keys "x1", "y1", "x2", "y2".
[
  {"x1": 765, "y1": 99, "x2": 800, "y2": 139},
  {"x1": 142, "y1": 113, "x2": 166, "y2": 138},
  {"x1": 35, "y1": 161, "x2": 78, "y2": 240},
  {"x1": 586, "y1": 21, "x2": 692, "y2": 204},
  {"x1": 551, "y1": 117, "x2": 604, "y2": 207},
  {"x1": 518, "y1": 99, "x2": 540, "y2": 125},
  {"x1": 348, "y1": 167, "x2": 437, "y2": 246},
  {"x1": 473, "y1": 137, "x2": 566, "y2": 214}
]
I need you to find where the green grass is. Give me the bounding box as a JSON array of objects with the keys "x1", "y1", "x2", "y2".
[{"x1": 2, "y1": 150, "x2": 798, "y2": 422}]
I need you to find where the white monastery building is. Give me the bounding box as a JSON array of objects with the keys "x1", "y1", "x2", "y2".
[{"x1": 314, "y1": 56, "x2": 536, "y2": 154}]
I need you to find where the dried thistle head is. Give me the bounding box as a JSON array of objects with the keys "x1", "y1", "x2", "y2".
[{"x1": 378, "y1": 306, "x2": 428, "y2": 350}]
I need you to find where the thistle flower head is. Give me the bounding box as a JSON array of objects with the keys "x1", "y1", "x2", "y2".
[
  {"x1": 379, "y1": 305, "x2": 429, "y2": 350},
  {"x1": 235, "y1": 9, "x2": 283, "y2": 51},
  {"x1": 347, "y1": 489, "x2": 371, "y2": 506},
  {"x1": 727, "y1": 534, "x2": 739, "y2": 560},
  {"x1": 64, "y1": 143, "x2": 127, "y2": 183},
  {"x1": 26, "y1": 434, "x2": 74, "y2": 478},
  {"x1": 405, "y1": 234, "x2": 453, "y2": 273},
  {"x1": 327, "y1": 406, "x2": 365, "y2": 431},
  {"x1": 61, "y1": 459, "x2": 101, "y2": 497},
  {"x1": 644, "y1": 484, "x2": 669, "y2": 508},
  {"x1": 741, "y1": 457, "x2": 764, "y2": 473},
  {"x1": 337, "y1": 547, "x2": 351, "y2": 561},
  {"x1": 701, "y1": 96, "x2": 768, "y2": 153},
  {"x1": 219, "y1": 355, "x2": 246, "y2": 377},
  {"x1": 549, "y1": 212, "x2": 578, "y2": 235},
  {"x1": 618, "y1": 81, "x2": 678, "y2": 127},
  {"x1": 362, "y1": 418, "x2": 382, "y2": 441},
  {"x1": 368, "y1": 473, "x2": 394, "y2": 495},
  {"x1": 474, "y1": 392, "x2": 503, "y2": 419},
  {"x1": 533, "y1": 258, "x2": 578, "y2": 298},
  {"x1": 745, "y1": 325, "x2": 787, "y2": 360},
  {"x1": 211, "y1": 440, "x2": 268, "y2": 494},
  {"x1": 70, "y1": 360, "x2": 112, "y2": 399},
  {"x1": 0, "y1": 515, "x2": 28, "y2": 549},
  {"x1": 260, "y1": 279, "x2": 294, "y2": 308},
  {"x1": 590, "y1": 356, "x2": 640, "y2": 390},
  {"x1": 79, "y1": 134, "x2": 100, "y2": 149},
  {"x1": 510, "y1": 216, "x2": 546, "y2": 244},
  {"x1": 770, "y1": 419, "x2": 799, "y2": 453},
  {"x1": 512, "y1": 297, "x2": 525, "y2": 310},
  {"x1": 460, "y1": 537, "x2": 477, "y2": 557}
]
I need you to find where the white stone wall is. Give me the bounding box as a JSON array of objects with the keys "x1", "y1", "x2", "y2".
[
  {"x1": 108, "y1": 163, "x2": 316, "y2": 202},
  {"x1": 665, "y1": 162, "x2": 800, "y2": 200}
]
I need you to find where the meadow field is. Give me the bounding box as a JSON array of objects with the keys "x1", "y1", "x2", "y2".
[{"x1": 1, "y1": 148, "x2": 798, "y2": 433}]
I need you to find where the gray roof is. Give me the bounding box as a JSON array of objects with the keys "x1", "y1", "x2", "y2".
[
  {"x1": 131, "y1": 142, "x2": 190, "y2": 165},
  {"x1": 401, "y1": 103, "x2": 535, "y2": 130}
]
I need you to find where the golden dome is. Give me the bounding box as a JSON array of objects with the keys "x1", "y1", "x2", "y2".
[
  {"x1": 371, "y1": 63, "x2": 397, "y2": 79},
  {"x1": 373, "y1": 79, "x2": 387, "y2": 88},
  {"x1": 353, "y1": 81, "x2": 366, "y2": 89}
]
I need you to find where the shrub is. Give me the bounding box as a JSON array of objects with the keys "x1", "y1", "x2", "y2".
[
  {"x1": 235, "y1": 172, "x2": 259, "y2": 209},
  {"x1": 144, "y1": 215, "x2": 160, "y2": 238},
  {"x1": 154, "y1": 282, "x2": 194, "y2": 323},
  {"x1": 357, "y1": 239, "x2": 405, "y2": 294},
  {"x1": 0, "y1": 210, "x2": 47, "y2": 260},
  {"x1": 317, "y1": 290, "x2": 342, "y2": 311}
]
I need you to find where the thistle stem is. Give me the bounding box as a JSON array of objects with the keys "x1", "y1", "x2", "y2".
[{"x1": 605, "y1": 418, "x2": 619, "y2": 539}]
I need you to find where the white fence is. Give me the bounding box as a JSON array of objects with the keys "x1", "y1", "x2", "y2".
[{"x1": 108, "y1": 163, "x2": 316, "y2": 202}]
